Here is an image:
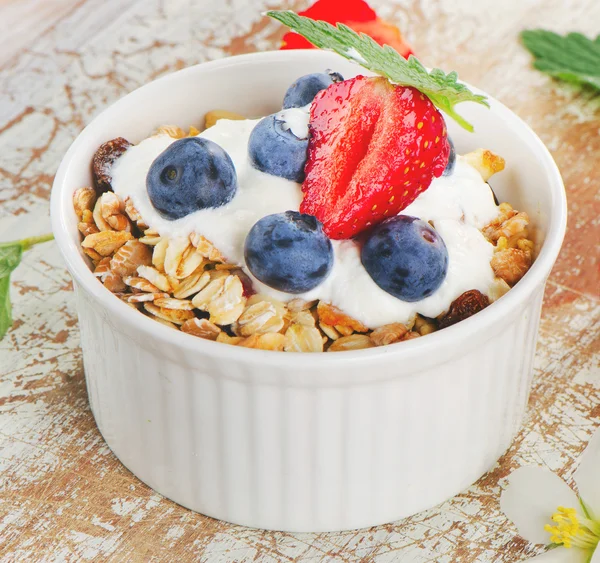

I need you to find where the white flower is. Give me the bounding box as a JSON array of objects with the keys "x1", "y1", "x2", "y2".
[{"x1": 501, "y1": 428, "x2": 600, "y2": 563}]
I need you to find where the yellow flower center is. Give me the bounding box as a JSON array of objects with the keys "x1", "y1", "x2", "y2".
[{"x1": 545, "y1": 506, "x2": 600, "y2": 550}]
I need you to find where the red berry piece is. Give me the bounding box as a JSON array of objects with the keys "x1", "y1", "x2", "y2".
[{"x1": 301, "y1": 76, "x2": 450, "y2": 240}]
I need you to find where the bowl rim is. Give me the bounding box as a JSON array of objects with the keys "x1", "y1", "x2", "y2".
[{"x1": 50, "y1": 49, "x2": 567, "y2": 368}]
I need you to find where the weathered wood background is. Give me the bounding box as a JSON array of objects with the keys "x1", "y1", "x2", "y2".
[{"x1": 1, "y1": 0, "x2": 598, "y2": 561}]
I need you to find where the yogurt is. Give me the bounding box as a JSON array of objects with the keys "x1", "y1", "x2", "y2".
[{"x1": 111, "y1": 118, "x2": 500, "y2": 328}]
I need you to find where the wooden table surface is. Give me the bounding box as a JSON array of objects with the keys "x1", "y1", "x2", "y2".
[{"x1": 1, "y1": 0, "x2": 599, "y2": 561}]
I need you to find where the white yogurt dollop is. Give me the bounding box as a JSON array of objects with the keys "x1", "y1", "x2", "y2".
[
  {"x1": 111, "y1": 118, "x2": 500, "y2": 328},
  {"x1": 276, "y1": 105, "x2": 310, "y2": 139}
]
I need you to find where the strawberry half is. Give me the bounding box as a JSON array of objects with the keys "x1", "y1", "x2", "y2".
[{"x1": 301, "y1": 76, "x2": 450, "y2": 240}]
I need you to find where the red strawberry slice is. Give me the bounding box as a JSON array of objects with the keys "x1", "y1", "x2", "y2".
[
  {"x1": 280, "y1": 0, "x2": 413, "y2": 58},
  {"x1": 301, "y1": 76, "x2": 450, "y2": 240}
]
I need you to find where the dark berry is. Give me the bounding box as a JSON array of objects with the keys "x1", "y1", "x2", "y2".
[
  {"x1": 248, "y1": 114, "x2": 308, "y2": 183},
  {"x1": 438, "y1": 290, "x2": 490, "y2": 329},
  {"x1": 361, "y1": 215, "x2": 449, "y2": 302},
  {"x1": 244, "y1": 211, "x2": 334, "y2": 294},
  {"x1": 146, "y1": 137, "x2": 237, "y2": 220},
  {"x1": 283, "y1": 71, "x2": 344, "y2": 109},
  {"x1": 93, "y1": 137, "x2": 132, "y2": 194},
  {"x1": 443, "y1": 136, "x2": 456, "y2": 176},
  {"x1": 489, "y1": 185, "x2": 500, "y2": 205}
]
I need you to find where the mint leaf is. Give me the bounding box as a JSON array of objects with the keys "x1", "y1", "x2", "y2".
[
  {"x1": 267, "y1": 10, "x2": 489, "y2": 131},
  {"x1": 521, "y1": 30, "x2": 600, "y2": 91},
  {"x1": 0, "y1": 233, "x2": 54, "y2": 340},
  {"x1": 0, "y1": 243, "x2": 23, "y2": 340}
]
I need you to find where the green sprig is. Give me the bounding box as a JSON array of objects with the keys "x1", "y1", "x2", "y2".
[
  {"x1": 0, "y1": 233, "x2": 54, "y2": 339},
  {"x1": 267, "y1": 10, "x2": 489, "y2": 131},
  {"x1": 521, "y1": 29, "x2": 600, "y2": 91}
]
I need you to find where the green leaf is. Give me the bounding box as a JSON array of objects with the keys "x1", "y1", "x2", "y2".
[
  {"x1": 0, "y1": 233, "x2": 54, "y2": 340},
  {"x1": 267, "y1": 10, "x2": 489, "y2": 131},
  {"x1": 0, "y1": 243, "x2": 23, "y2": 340},
  {"x1": 521, "y1": 29, "x2": 600, "y2": 91}
]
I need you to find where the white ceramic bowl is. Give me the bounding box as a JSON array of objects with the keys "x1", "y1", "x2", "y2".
[{"x1": 51, "y1": 50, "x2": 566, "y2": 532}]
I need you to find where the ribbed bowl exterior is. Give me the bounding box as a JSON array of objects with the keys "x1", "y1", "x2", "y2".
[
  {"x1": 77, "y1": 279, "x2": 544, "y2": 532},
  {"x1": 51, "y1": 51, "x2": 566, "y2": 533}
]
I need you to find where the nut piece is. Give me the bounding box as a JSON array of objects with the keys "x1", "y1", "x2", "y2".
[
  {"x1": 328, "y1": 334, "x2": 375, "y2": 352},
  {"x1": 491, "y1": 248, "x2": 532, "y2": 286},
  {"x1": 92, "y1": 137, "x2": 132, "y2": 194},
  {"x1": 81, "y1": 230, "x2": 132, "y2": 256},
  {"x1": 463, "y1": 149, "x2": 505, "y2": 181},
  {"x1": 181, "y1": 318, "x2": 221, "y2": 340},
  {"x1": 370, "y1": 323, "x2": 409, "y2": 346},
  {"x1": 204, "y1": 109, "x2": 245, "y2": 129},
  {"x1": 284, "y1": 324, "x2": 323, "y2": 353},
  {"x1": 317, "y1": 301, "x2": 369, "y2": 333},
  {"x1": 73, "y1": 187, "x2": 97, "y2": 219},
  {"x1": 483, "y1": 209, "x2": 530, "y2": 244},
  {"x1": 438, "y1": 289, "x2": 490, "y2": 329},
  {"x1": 110, "y1": 240, "x2": 152, "y2": 277}
]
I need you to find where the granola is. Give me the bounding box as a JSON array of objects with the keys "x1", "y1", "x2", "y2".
[{"x1": 73, "y1": 122, "x2": 535, "y2": 352}]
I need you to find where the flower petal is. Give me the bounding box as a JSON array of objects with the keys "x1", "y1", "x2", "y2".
[
  {"x1": 500, "y1": 466, "x2": 579, "y2": 544},
  {"x1": 574, "y1": 428, "x2": 600, "y2": 519},
  {"x1": 591, "y1": 546, "x2": 600, "y2": 563},
  {"x1": 526, "y1": 547, "x2": 590, "y2": 563}
]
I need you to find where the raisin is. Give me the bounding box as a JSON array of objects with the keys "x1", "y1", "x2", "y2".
[
  {"x1": 438, "y1": 289, "x2": 490, "y2": 329},
  {"x1": 92, "y1": 137, "x2": 132, "y2": 194}
]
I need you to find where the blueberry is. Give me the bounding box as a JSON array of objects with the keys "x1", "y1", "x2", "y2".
[
  {"x1": 361, "y1": 215, "x2": 449, "y2": 302},
  {"x1": 244, "y1": 211, "x2": 334, "y2": 294},
  {"x1": 248, "y1": 115, "x2": 308, "y2": 183},
  {"x1": 146, "y1": 137, "x2": 237, "y2": 220},
  {"x1": 443, "y1": 136, "x2": 456, "y2": 176},
  {"x1": 283, "y1": 71, "x2": 343, "y2": 109}
]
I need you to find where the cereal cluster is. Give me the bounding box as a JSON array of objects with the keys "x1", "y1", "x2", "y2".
[{"x1": 73, "y1": 124, "x2": 534, "y2": 352}]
